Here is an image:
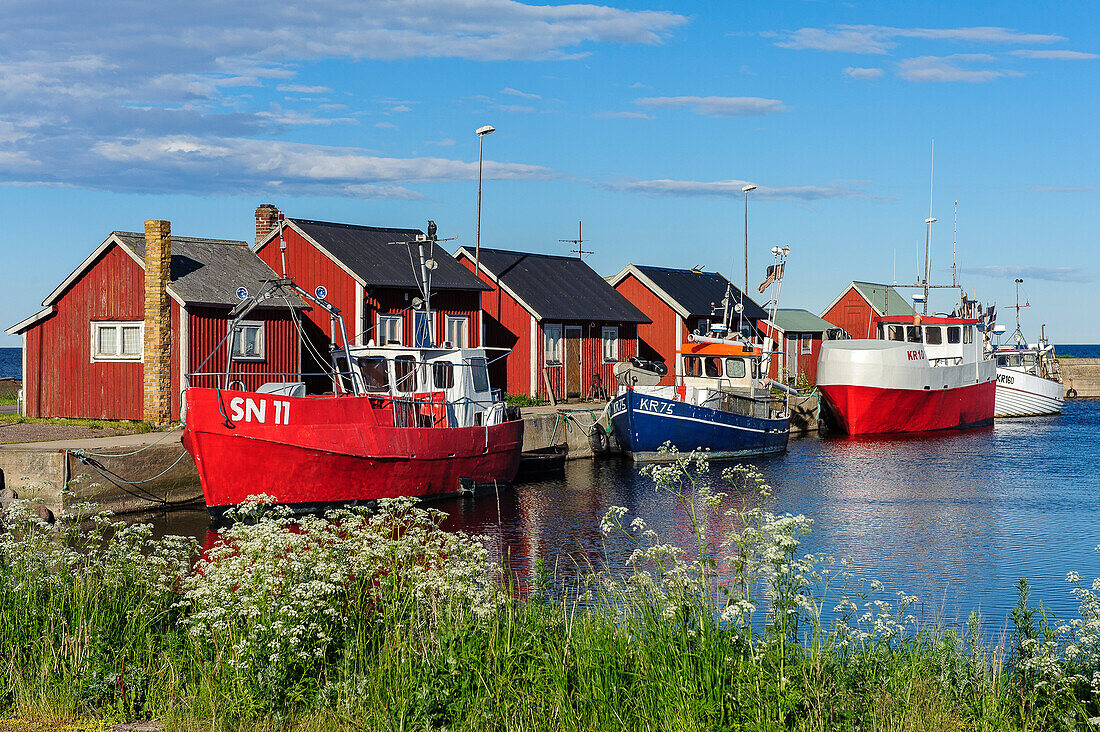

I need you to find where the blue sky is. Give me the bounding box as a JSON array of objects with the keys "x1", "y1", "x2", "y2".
[{"x1": 1, "y1": 0, "x2": 1097, "y2": 346}]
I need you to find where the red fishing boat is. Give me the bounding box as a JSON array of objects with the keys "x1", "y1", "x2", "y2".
[{"x1": 182, "y1": 229, "x2": 523, "y2": 515}]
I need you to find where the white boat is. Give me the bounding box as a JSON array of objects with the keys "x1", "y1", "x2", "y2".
[{"x1": 991, "y1": 280, "x2": 1063, "y2": 417}]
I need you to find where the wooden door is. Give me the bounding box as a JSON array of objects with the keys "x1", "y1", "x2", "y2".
[
  {"x1": 785, "y1": 335, "x2": 798, "y2": 383},
  {"x1": 565, "y1": 326, "x2": 583, "y2": 398}
]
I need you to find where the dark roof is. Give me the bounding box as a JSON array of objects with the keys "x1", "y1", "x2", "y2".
[
  {"x1": 463, "y1": 248, "x2": 651, "y2": 324},
  {"x1": 633, "y1": 265, "x2": 768, "y2": 321},
  {"x1": 289, "y1": 219, "x2": 490, "y2": 291},
  {"x1": 116, "y1": 232, "x2": 295, "y2": 308}
]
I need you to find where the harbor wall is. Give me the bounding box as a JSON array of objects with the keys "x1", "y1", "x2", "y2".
[{"x1": 1059, "y1": 358, "x2": 1100, "y2": 398}]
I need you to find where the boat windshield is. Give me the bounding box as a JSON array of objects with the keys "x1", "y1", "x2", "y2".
[
  {"x1": 471, "y1": 357, "x2": 490, "y2": 392},
  {"x1": 357, "y1": 356, "x2": 390, "y2": 392},
  {"x1": 906, "y1": 326, "x2": 923, "y2": 343},
  {"x1": 394, "y1": 355, "x2": 418, "y2": 393},
  {"x1": 433, "y1": 361, "x2": 455, "y2": 389},
  {"x1": 725, "y1": 358, "x2": 746, "y2": 378},
  {"x1": 924, "y1": 326, "x2": 942, "y2": 345}
]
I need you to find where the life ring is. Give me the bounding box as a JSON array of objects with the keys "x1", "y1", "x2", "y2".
[{"x1": 1067, "y1": 388, "x2": 1078, "y2": 399}]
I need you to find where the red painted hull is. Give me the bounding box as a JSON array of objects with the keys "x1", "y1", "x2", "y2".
[
  {"x1": 819, "y1": 381, "x2": 995, "y2": 435},
  {"x1": 182, "y1": 387, "x2": 524, "y2": 511}
]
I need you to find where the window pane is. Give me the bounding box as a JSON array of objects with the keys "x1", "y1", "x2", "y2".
[
  {"x1": 470, "y1": 357, "x2": 489, "y2": 392},
  {"x1": 924, "y1": 326, "x2": 942, "y2": 345},
  {"x1": 121, "y1": 326, "x2": 142, "y2": 355},
  {"x1": 947, "y1": 326, "x2": 961, "y2": 344},
  {"x1": 394, "y1": 356, "x2": 418, "y2": 393},
  {"x1": 704, "y1": 357, "x2": 721, "y2": 377},
  {"x1": 725, "y1": 358, "x2": 746, "y2": 378},
  {"x1": 244, "y1": 327, "x2": 260, "y2": 356},
  {"x1": 447, "y1": 317, "x2": 468, "y2": 348},
  {"x1": 683, "y1": 356, "x2": 700, "y2": 376},
  {"x1": 358, "y1": 357, "x2": 390, "y2": 392},
  {"x1": 906, "y1": 326, "x2": 923, "y2": 343},
  {"x1": 433, "y1": 362, "x2": 455, "y2": 389},
  {"x1": 97, "y1": 326, "x2": 118, "y2": 356},
  {"x1": 602, "y1": 327, "x2": 618, "y2": 362},
  {"x1": 888, "y1": 325, "x2": 904, "y2": 341},
  {"x1": 801, "y1": 336, "x2": 812, "y2": 354},
  {"x1": 544, "y1": 325, "x2": 562, "y2": 364}
]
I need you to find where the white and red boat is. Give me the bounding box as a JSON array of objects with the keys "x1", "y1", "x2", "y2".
[
  {"x1": 817, "y1": 312, "x2": 996, "y2": 435},
  {"x1": 182, "y1": 259, "x2": 523, "y2": 515}
]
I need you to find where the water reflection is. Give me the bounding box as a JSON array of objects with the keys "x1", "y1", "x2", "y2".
[{"x1": 132, "y1": 401, "x2": 1100, "y2": 629}]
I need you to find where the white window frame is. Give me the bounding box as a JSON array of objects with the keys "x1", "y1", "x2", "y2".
[
  {"x1": 544, "y1": 323, "x2": 563, "y2": 365},
  {"x1": 445, "y1": 315, "x2": 469, "y2": 348},
  {"x1": 378, "y1": 314, "x2": 403, "y2": 345},
  {"x1": 602, "y1": 326, "x2": 619, "y2": 363},
  {"x1": 230, "y1": 320, "x2": 265, "y2": 361},
  {"x1": 90, "y1": 321, "x2": 144, "y2": 363},
  {"x1": 801, "y1": 334, "x2": 812, "y2": 355}
]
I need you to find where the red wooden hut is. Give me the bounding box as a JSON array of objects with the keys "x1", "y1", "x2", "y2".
[
  {"x1": 607, "y1": 264, "x2": 768, "y2": 385},
  {"x1": 820, "y1": 281, "x2": 914, "y2": 339},
  {"x1": 7, "y1": 224, "x2": 299, "y2": 421},
  {"x1": 455, "y1": 247, "x2": 650, "y2": 401},
  {"x1": 252, "y1": 207, "x2": 490, "y2": 359},
  {"x1": 756, "y1": 308, "x2": 838, "y2": 385}
]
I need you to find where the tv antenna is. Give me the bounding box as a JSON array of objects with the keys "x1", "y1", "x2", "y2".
[{"x1": 559, "y1": 220, "x2": 592, "y2": 259}]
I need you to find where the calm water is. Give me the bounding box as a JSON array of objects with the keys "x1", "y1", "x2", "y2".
[
  {"x1": 0, "y1": 348, "x2": 19, "y2": 379},
  {"x1": 153, "y1": 399, "x2": 1100, "y2": 631}
]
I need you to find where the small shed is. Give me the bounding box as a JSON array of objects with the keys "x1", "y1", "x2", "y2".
[
  {"x1": 758, "y1": 308, "x2": 838, "y2": 385},
  {"x1": 821, "y1": 281, "x2": 914, "y2": 339},
  {"x1": 607, "y1": 264, "x2": 768, "y2": 385},
  {"x1": 6, "y1": 225, "x2": 299, "y2": 421},
  {"x1": 455, "y1": 248, "x2": 650, "y2": 401}
]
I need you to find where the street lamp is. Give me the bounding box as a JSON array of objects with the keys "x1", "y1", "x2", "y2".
[
  {"x1": 475, "y1": 125, "x2": 495, "y2": 281},
  {"x1": 740, "y1": 184, "x2": 757, "y2": 330}
]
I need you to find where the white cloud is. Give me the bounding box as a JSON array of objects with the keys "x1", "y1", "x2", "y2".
[
  {"x1": 388, "y1": 104, "x2": 413, "y2": 113},
  {"x1": 426, "y1": 138, "x2": 456, "y2": 146},
  {"x1": 374, "y1": 122, "x2": 397, "y2": 128},
  {"x1": 897, "y1": 54, "x2": 1022, "y2": 82},
  {"x1": 961, "y1": 265, "x2": 1091, "y2": 283},
  {"x1": 633, "y1": 95, "x2": 786, "y2": 117},
  {"x1": 1030, "y1": 185, "x2": 1098, "y2": 193},
  {"x1": 843, "y1": 67, "x2": 884, "y2": 79},
  {"x1": 601, "y1": 178, "x2": 868, "y2": 200},
  {"x1": 775, "y1": 25, "x2": 1064, "y2": 54},
  {"x1": 595, "y1": 111, "x2": 653, "y2": 119},
  {"x1": 277, "y1": 84, "x2": 333, "y2": 93},
  {"x1": 501, "y1": 87, "x2": 540, "y2": 99},
  {"x1": 0, "y1": 0, "x2": 683, "y2": 197},
  {"x1": 493, "y1": 104, "x2": 536, "y2": 113},
  {"x1": 1010, "y1": 49, "x2": 1099, "y2": 60}
]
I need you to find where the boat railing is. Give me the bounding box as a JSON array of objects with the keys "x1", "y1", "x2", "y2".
[{"x1": 185, "y1": 370, "x2": 361, "y2": 393}]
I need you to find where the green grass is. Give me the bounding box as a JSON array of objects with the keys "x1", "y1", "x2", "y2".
[
  {"x1": 0, "y1": 414, "x2": 153, "y2": 432},
  {"x1": 1, "y1": 456, "x2": 1097, "y2": 731},
  {"x1": 504, "y1": 392, "x2": 547, "y2": 407}
]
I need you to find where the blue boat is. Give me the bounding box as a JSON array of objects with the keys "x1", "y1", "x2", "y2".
[{"x1": 608, "y1": 336, "x2": 791, "y2": 462}]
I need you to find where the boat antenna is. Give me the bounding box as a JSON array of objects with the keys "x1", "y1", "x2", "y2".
[
  {"x1": 278, "y1": 213, "x2": 288, "y2": 278},
  {"x1": 922, "y1": 139, "x2": 936, "y2": 316},
  {"x1": 559, "y1": 221, "x2": 592, "y2": 259},
  {"x1": 399, "y1": 220, "x2": 455, "y2": 348},
  {"x1": 952, "y1": 200, "x2": 958, "y2": 287}
]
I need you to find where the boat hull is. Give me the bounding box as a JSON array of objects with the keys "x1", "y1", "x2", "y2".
[
  {"x1": 182, "y1": 387, "x2": 524, "y2": 512},
  {"x1": 818, "y1": 380, "x2": 995, "y2": 434},
  {"x1": 608, "y1": 388, "x2": 790, "y2": 461},
  {"x1": 817, "y1": 340, "x2": 996, "y2": 435},
  {"x1": 995, "y1": 368, "x2": 1064, "y2": 417}
]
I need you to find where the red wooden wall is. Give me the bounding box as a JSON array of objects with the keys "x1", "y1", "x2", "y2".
[
  {"x1": 185, "y1": 307, "x2": 301, "y2": 391},
  {"x1": 21, "y1": 243, "x2": 184, "y2": 421},
  {"x1": 255, "y1": 227, "x2": 356, "y2": 342},
  {"x1": 822, "y1": 287, "x2": 877, "y2": 339},
  {"x1": 535, "y1": 321, "x2": 638, "y2": 401},
  {"x1": 760, "y1": 329, "x2": 823, "y2": 384},
  {"x1": 461, "y1": 260, "x2": 534, "y2": 396},
  {"x1": 368, "y1": 289, "x2": 480, "y2": 348},
  {"x1": 612, "y1": 274, "x2": 679, "y2": 385}
]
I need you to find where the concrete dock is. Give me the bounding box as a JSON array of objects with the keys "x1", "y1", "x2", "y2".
[{"x1": 1059, "y1": 358, "x2": 1100, "y2": 398}]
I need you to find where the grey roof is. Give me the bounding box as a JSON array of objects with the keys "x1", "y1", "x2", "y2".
[
  {"x1": 769, "y1": 308, "x2": 835, "y2": 333},
  {"x1": 851, "y1": 281, "x2": 915, "y2": 316},
  {"x1": 467, "y1": 248, "x2": 651, "y2": 324},
  {"x1": 633, "y1": 265, "x2": 768, "y2": 321},
  {"x1": 290, "y1": 219, "x2": 490, "y2": 291},
  {"x1": 116, "y1": 232, "x2": 295, "y2": 308}
]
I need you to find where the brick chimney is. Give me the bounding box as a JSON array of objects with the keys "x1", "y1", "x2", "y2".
[
  {"x1": 255, "y1": 203, "x2": 281, "y2": 246},
  {"x1": 143, "y1": 220, "x2": 173, "y2": 425}
]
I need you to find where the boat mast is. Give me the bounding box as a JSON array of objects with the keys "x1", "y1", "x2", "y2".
[
  {"x1": 922, "y1": 140, "x2": 935, "y2": 316},
  {"x1": 952, "y1": 200, "x2": 958, "y2": 287}
]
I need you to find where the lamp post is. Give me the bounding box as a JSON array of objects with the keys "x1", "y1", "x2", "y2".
[
  {"x1": 475, "y1": 125, "x2": 495, "y2": 281},
  {"x1": 741, "y1": 184, "x2": 757, "y2": 330}
]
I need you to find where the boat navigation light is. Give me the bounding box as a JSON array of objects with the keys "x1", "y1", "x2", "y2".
[
  {"x1": 771, "y1": 246, "x2": 780, "y2": 255},
  {"x1": 781, "y1": 245, "x2": 790, "y2": 256}
]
